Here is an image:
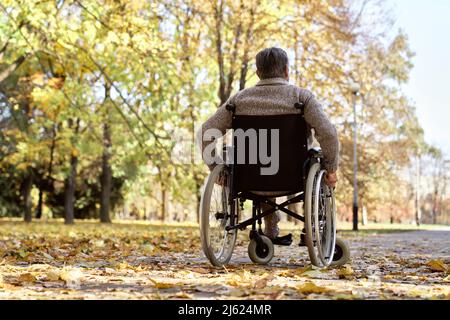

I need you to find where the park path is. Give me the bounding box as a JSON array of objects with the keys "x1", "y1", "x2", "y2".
[
  {"x1": 0, "y1": 227, "x2": 449, "y2": 300},
  {"x1": 155, "y1": 230, "x2": 450, "y2": 300}
]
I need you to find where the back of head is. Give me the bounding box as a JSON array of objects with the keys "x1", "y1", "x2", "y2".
[{"x1": 256, "y1": 47, "x2": 289, "y2": 79}]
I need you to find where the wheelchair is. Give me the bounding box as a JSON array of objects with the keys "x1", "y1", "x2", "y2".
[{"x1": 199, "y1": 102, "x2": 350, "y2": 268}]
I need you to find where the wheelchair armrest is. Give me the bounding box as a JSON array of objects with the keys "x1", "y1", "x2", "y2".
[{"x1": 308, "y1": 147, "x2": 323, "y2": 158}]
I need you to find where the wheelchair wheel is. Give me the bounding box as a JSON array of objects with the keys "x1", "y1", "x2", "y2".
[
  {"x1": 200, "y1": 164, "x2": 237, "y2": 267},
  {"x1": 248, "y1": 235, "x2": 274, "y2": 265},
  {"x1": 304, "y1": 163, "x2": 337, "y2": 268},
  {"x1": 331, "y1": 237, "x2": 350, "y2": 266}
]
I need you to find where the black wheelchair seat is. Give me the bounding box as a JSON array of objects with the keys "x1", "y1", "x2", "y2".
[{"x1": 231, "y1": 113, "x2": 309, "y2": 194}]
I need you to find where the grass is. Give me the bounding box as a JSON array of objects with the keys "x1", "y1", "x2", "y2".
[{"x1": 1, "y1": 217, "x2": 449, "y2": 238}]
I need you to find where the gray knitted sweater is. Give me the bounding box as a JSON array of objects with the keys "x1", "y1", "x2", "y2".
[{"x1": 201, "y1": 77, "x2": 340, "y2": 173}]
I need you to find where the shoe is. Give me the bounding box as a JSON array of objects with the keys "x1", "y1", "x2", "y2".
[
  {"x1": 299, "y1": 233, "x2": 306, "y2": 247},
  {"x1": 299, "y1": 228, "x2": 306, "y2": 246},
  {"x1": 271, "y1": 234, "x2": 293, "y2": 246}
]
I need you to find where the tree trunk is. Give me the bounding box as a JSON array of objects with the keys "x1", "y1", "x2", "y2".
[
  {"x1": 196, "y1": 181, "x2": 201, "y2": 223},
  {"x1": 22, "y1": 170, "x2": 33, "y2": 223},
  {"x1": 213, "y1": 0, "x2": 227, "y2": 105},
  {"x1": 0, "y1": 54, "x2": 27, "y2": 85},
  {"x1": 100, "y1": 122, "x2": 112, "y2": 223},
  {"x1": 36, "y1": 187, "x2": 43, "y2": 219},
  {"x1": 37, "y1": 123, "x2": 57, "y2": 219},
  {"x1": 362, "y1": 207, "x2": 368, "y2": 226},
  {"x1": 415, "y1": 156, "x2": 421, "y2": 226},
  {"x1": 239, "y1": 3, "x2": 255, "y2": 90},
  {"x1": 64, "y1": 153, "x2": 78, "y2": 225},
  {"x1": 161, "y1": 186, "x2": 167, "y2": 222}
]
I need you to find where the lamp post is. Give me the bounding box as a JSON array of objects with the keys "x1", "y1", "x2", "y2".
[{"x1": 350, "y1": 81, "x2": 360, "y2": 231}]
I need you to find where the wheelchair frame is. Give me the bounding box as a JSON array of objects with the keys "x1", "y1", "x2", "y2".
[
  {"x1": 199, "y1": 102, "x2": 350, "y2": 268},
  {"x1": 224, "y1": 102, "x2": 315, "y2": 237}
]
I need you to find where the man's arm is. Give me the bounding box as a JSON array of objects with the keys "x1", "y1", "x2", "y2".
[
  {"x1": 196, "y1": 101, "x2": 233, "y2": 170},
  {"x1": 302, "y1": 91, "x2": 340, "y2": 174}
]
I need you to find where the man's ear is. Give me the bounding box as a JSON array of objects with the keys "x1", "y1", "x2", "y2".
[
  {"x1": 284, "y1": 65, "x2": 289, "y2": 79},
  {"x1": 256, "y1": 69, "x2": 261, "y2": 79}
]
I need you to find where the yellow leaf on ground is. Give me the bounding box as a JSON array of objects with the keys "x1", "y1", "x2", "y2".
[
  {"x1": 1, "y1": 283, "x2": 19, "y2": 291},
  {"x1": 278, "y1": 270, "x2": 295, "y2": 278},
  {"x1": 18, "y1": 273, "x2": 36, "y2": 283},
  {"x1": 297, "y1": 282, "x2": 330, "y2": 294},
  {"x1": 254, "y1": 274, "x2": 274, "y2": 289},
  {"x1": 190, "y1": 267, "x2": 211, "y2": 274},
  {"x1": 45, "y1": 271, "x2": 61, "y2": 281},
  {"x1": 170, "y1": 292, "x2": 192, "y2": 299},
  {"x1": 91, "y1": 240, "x2": 105, "y2": 247},
  {"x1": 300, "y1": 268, "x2": 323, "y2": 278},
  {"x1": 226, "y1": 278, "x2": 240, "y2": 287},
  {"x1": 427, "y1": 260, "x2": 448, "y2": 272},
  {"x1": 337, "y1": 265, "x2": 355, "y2": 279},
  {"x1": 148, "y1": 278, "x2": 175, "y2": 289}
]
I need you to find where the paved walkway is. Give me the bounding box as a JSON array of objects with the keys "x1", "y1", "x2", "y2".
[{"x1": 0, "y1": 229, "x2": 449, "y2": 299}]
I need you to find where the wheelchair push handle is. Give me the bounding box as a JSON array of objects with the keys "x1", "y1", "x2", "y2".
[{"x1": 226, "y1": 103, "x2": 236, "y2": 113}]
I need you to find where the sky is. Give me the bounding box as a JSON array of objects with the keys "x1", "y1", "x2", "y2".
[{"x1": 389, "y1": 0, "x2": 450, "y2": 158}]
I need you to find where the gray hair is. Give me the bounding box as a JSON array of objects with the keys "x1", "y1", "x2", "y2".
[{"x1": 256, "y1": 47, "x2": 288, "y2": 79}]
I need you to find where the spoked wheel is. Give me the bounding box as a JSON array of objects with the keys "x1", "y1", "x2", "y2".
[
  {"x1": 200, "y1": 164, "x2": 238, "y2": 267},
  {"x1": 304, "y1": 163, "x2": 337, "y2": 267}
]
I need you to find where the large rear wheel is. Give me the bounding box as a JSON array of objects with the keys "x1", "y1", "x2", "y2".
[
  {"x1": 200, "y1": 165, "x2": 237, "y2": 267},
  {"x1": 304, "y1": 163, "x2": 337, "y2": 268}
]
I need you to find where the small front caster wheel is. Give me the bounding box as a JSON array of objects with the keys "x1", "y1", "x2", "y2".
[
  {"x1": 248, "y1": 235, "x2": 274, "y2": 265},
  {"x1": 331, "y1": 237, "x2": 350, "y2": 266}
]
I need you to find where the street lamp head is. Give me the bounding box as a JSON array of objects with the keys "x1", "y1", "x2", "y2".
[{"x1": 349, "y1": 81, "x2": 360, "y2": 95}]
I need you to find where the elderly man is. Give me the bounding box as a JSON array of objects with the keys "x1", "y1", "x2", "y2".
[{"x1": 200, "y1": 47, "x2": 339, "y2": 245}]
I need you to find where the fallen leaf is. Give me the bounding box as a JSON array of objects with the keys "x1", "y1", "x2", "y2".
[
  {"x1": 226, "y1": 270, "x2": 252, "y2": 287},
  {"x1": 254, "y1": 274, "x2": 274, "y2": 289},
  {"x1": 267, "y1": 291, "x2": 284, "y2": 300},
  {"x1": 92, "y1": 240, "x2": 105, "y2": 247},
  {"x1": 45, "y1": 271, "x2": 61, "y2": 282},
  {"x1": 68, "y1": 231, "x2": 77, "y2": 238},
  {"x1": 297, "y1": 282, "x2": 330, "y2": 294},
  {"x1": 226, "y1": 278, "x2": 240, "y2": 287},
  {"x1": 42, "y1": 252, "x2": 54, "y2": 260},
  {"x1": 1, "y1": 283, "x2": 20, "y2": 291},
  {"x1": 191, "y1": 267, "x2": 211, "y2": 274},
  {"x1": 170, "y1": 292, "x2": 192, "y2": 299},
  {"x1": 148, "y1": 278, "x2": 175, "y2": 289},
  {"x1": 18, "y1": 273, "x2": 36, "y2": 283},
  {"x1": 297, "y1": 266, "x2": 324, "y2": 278},
  {"x1": 60, "y1": 269, "x2": 83, "y2": 288},
  {"x1": 337, "y1": 265, "x2": 355, "y2": 279},
  {"x1": 427, "y1": 260, "x2": 447, "y2": 272}
]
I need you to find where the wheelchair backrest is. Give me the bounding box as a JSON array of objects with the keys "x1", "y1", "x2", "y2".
[{"x1": 231, "y1": 112, "x2": 309, "y2": 193}]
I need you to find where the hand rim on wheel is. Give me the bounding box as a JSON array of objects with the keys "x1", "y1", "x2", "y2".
[
  {"x1": 199, "y1": 164, "x2": 237, "y2": 267},
  {"x1": 305, "y1": 163, "x2": 337, "y2": 268}
]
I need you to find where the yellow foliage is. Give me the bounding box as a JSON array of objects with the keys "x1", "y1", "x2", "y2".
[
  {"x1": 297, "y1": 282, "x2": 330, "y2": 294},
  {"x1": 427, "y1": 260, "x2": 448, "y2": 272}
]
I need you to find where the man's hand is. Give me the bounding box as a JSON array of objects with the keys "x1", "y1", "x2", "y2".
[
  {"x1": 217, "y1": 174, "x2": 228, "y2": 187},
  {"x1": 324, "y1": 172, "x2": 338, "y2": 188}
]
